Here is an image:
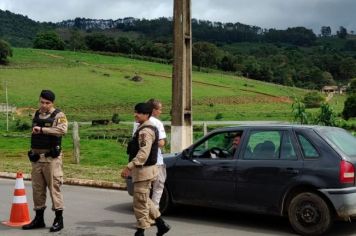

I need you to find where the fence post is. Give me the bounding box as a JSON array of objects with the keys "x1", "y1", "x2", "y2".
[
  {"x1": 72, "y1": 121, "x2": 80, "y2": 164},
  {"x1": 203, "y1": 122, "x2": 209, "y2": 149},
  {"x1": 203, "y1": 122, "x2": 207, "y2": 136}
]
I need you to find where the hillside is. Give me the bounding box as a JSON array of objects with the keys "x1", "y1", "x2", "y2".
[
  {"x1": 0, "y1": 48, "x2": 311, "y2": 122},
  {"x1": 0, "y1": 10, "x2": 55, "y2": 47},
  {"x1": 1, "y1": 10, "x2": 356, "y2": 91}
]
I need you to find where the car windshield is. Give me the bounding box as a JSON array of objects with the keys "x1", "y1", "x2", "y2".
[{"x1": 318, "y1": 128, "x2": 356, "y2": 158}]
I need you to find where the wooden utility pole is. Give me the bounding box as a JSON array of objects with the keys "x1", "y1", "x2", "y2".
[{"x1": 171, "y1": 0, "x2": 193, "y2": 152}]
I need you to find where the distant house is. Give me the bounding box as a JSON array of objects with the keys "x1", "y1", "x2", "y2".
[
  {"x1": 321, "y1": 85, "x2": 348, "y2": 94},
  {"x1": 321, "y1": 86, "x2": 338, "y2": 94},
  {"x1": 0, "y1": 103, "x2": 16, "y2": 113}
]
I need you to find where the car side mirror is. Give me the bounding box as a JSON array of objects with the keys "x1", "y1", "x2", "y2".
[{"x1": 181, "y1": 148, "x2": 191, "y2": 159}]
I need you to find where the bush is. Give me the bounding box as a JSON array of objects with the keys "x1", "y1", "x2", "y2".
[
  {"x1": 15, "y1": 119, "x2": 31, "y2": 131},
  {"x1": 347, "y1": 78, "x2": 356, "y2": 94},
  {"x1": 0, "y1": 39, "x2": 13, "y2": 64},
  {"x1": 342, "y1": 94, "x2": 356, "y2": 120},
  {"x1": 317, "y1": 103, "x2": 336, "y2": 126},
  {"x1": 33, "y1": 31, "x2": 65, "y2": 50},
  {"x1": 111, "y1": 113, "x2": 120, "y2": 124},
  {"x1": 215, "y1": 113, "x2": 223, "y2": 120},
  {"x1": 292, "y1": 98, "x2": 309, "y2": 124},
  {"x1": 303, "y1": 92, "x2": 324, "y2": 108}
]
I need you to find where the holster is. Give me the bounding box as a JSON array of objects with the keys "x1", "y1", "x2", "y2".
[
  {"x1": 50, "y1": 145, "x2": 61, "y2": 158},
  {"x1": 27, "y1": 151, "x2": 40, "y2": 162},
  {"x1": 126, "y1": 139, "x2": 137, "y2": 162}
]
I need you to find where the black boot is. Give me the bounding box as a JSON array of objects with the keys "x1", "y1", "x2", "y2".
[
  {"x1": 155, "y1": 217, "x2": 170, "y2": 236},
  {"x1": 49, "y1": 210, "x2": 63, "y2": 232},
  {"x1": 134, "y1": 228, "x2": 145, "y2": 236},
  {"x1": 22, "y1": 209, "x2": 46, "y2": 230}
]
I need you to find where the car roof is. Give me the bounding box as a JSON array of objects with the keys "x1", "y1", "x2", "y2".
[{"x1": 211, "y1": 124, "x2": 337, "y2": 133}]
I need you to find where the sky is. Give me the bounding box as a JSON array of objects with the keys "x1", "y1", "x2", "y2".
[{"x1": 1, "y1": 0, "x2": 355, "y2": 34}]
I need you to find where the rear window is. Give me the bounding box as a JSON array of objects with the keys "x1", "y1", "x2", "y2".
[
  {"x1": 318, "y1": 128, "x2": 356, "y2": 158},
  {"x1": 297, "y1": 134, "x2": 319, "y2": 159}
]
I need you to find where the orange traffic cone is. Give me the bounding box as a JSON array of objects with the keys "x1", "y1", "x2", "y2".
[{"x1": 2, "y1": 172, "x2": 31, "y2": 227}]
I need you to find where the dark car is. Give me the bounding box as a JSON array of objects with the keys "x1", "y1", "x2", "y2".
[{"x1": 126, "y1": 125, "x2": 356, "y2": 236}]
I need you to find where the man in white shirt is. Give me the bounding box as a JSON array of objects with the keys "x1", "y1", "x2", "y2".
[{"x1": 132, "y1": 99, "x2": 167, "y2": 209}]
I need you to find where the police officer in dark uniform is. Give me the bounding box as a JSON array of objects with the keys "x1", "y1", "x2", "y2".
[
  {"x1": 122, "y1": 102, "x2": 170, "y2": 236},
  {"x1": 22, "y1": 90, "x2": 68, "y2": 232}
]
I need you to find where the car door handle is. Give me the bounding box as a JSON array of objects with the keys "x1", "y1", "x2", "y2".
[
  {"x1": 282, "y1": 168, "x2": 299, "y2": 175},
  {"x1": 219, "y1": 166, "x2": 233, "y2": 171}
]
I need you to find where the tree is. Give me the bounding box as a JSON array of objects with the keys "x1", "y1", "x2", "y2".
[
  {"x1": 342, "y1": 94, "x2": 356, "y2": 120},
  {"x1": 337, "y1": 26, "x2": 347, "y2": 39},
  {"x1": 317, "y1": 103, "x2": 336, "y2": 126},
  {"x1": 264, "y1": 27, "x2": 316, "y2": 46},
  {"x1": 344, "y1": 40, "x2": 356, "y2": 51},
  {"x1": 0, "y1": 39, "x2": 12, "y2": 64},
  {"x1": 33, "y1": 31, "x2": 65, "y2": 50},
  {"x1": 339, "y1": 57, "x2": 356, "y2": 81},
  {"x1": 68, "y1": 30, "x2": 86, "y2": 51},
  {"x1": 347, "y1": 78, "x2": 356, "y2": 94},
  {"x1": 219, "y1": 54, "x2": 237, "y2": 72},
  {"x1": 85, "y1": 33, "x2": 109, "y2": 51},
  {"x1": 117, "y1": 37, "x2": 132, "y2": 54},
  {"x1": 303, "y1": 92, "x2": 325, "y2": 108},
  {"x1": 85, "y1": 33, "x2": 118, "y2": 52},
  {"x1": 321, "y1": 26, "x2": 331, "y2": 37},
  {"x1": 192, "y1": 42, "x2": 221, "y2": 70},
  {"x1": 292, "y1": 98, "x2": 309, "y2": 124}
]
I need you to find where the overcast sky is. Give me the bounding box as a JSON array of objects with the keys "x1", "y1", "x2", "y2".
[{"x1": 1, "y1": 0, "x2": 355, "y2": 34}]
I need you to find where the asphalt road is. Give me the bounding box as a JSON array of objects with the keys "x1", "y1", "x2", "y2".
[{"x1": 1, "y1": 178, "x2": 356, "y2": 236}]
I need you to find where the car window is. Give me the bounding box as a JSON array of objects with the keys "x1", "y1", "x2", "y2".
[
  {"x1": 243, "y1": 130, "x2": 281, "y2": 160},
  {"x1": 318, "y1": 128, "x2": 356, "y2": 158},
  {"x1": 280, "y1": 132, "x2": 297, "y2": 160},
  {"x1": 192, "y1": 131, "x2": 242, "y2": 159},
  {"x1": 297, "y1": 134, "x2": 319, "y2": 159}
]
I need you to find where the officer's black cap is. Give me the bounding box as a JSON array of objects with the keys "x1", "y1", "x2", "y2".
[
  {"x1": 40, "y1": 90, "x2": 55, "y2": 102},
  {"x1": 134, "y1": 103, "x2": 153, "y2": 115}
]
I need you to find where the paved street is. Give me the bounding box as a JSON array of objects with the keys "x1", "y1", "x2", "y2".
[{"x1": 1, "y1": 178, "x2": 356, "y2": 236}]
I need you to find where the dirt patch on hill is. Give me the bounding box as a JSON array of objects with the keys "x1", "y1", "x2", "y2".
[
  {"x1": 16, "y1": 107, "x2": 36, "y2": 116},
  {"x1": 194, "y1": 95, "x2": 292, "y2": 105},
  {"x1": 36, "y1": 51, "x2": 65, "y2": 59}
]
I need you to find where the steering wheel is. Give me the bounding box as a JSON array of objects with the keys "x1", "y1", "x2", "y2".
[{"x1": 210, "y1": 147, "x2": 224, "y2": 157}]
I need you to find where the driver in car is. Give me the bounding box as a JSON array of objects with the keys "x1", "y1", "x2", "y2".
[
  {"x1": 209, "y1": 133, "x2": 242, "y2": 158},
  {"x1": 229, "y1": 134, "x2": 241, "y2": 155}
]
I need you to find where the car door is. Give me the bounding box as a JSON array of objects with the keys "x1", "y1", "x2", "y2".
[
  {"x1": 171, "y1": 130, "x2": 242, "y2": 208},
  {"x1": 235, "y1": 128, "x2": 303, "y2": 214}
]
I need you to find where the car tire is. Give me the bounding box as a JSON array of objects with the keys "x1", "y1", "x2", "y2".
[
  {"x1": 159, "y1": 187, "x2": 171, "y2": 215},
  {"x1": 288, "y1": 192, "x2": 332, "y2": 236}
]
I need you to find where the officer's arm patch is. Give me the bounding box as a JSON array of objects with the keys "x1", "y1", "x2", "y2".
[{"x1": 58, "y1": 117, "x2": 67, "y2": 124}]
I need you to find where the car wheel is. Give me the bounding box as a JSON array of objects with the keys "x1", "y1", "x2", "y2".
[
  {"x1": 288, "y1": 192, "x2": 332, "y2": 236},
  {"x1": 159, "y1": 187, "x2": 171, "y2": 215}
]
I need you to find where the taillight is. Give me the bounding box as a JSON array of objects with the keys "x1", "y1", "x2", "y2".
[{"x1": 340, "y1": 160, "x2": 355, "y2": 184}]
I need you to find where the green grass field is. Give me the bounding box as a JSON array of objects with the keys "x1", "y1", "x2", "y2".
[{"x1": 0, "y1": 48, "x2": 309, "y2": 122}]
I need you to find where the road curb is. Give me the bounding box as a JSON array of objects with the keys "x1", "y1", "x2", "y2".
[{"x1": 0, "y1": 172, "x2": 127, "y2": 191}]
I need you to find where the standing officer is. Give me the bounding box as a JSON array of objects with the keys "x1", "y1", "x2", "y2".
[
  {"x1": 132, "y1": 99, "x2": 167, "y2": 209},
  {"x1": 122, "y1": 103, "x2": 170, "y2": 236},
  {"x1": 22, "y1": 90, "x2": 68, "y2": 232}
]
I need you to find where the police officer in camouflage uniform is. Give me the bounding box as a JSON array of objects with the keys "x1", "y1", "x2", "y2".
[
  {"x1": 122, "y1": 102, "x2": 170, "y2": 236},
  {"x1": 23, "y1": 90, "x2": 68, "y2": 232}
]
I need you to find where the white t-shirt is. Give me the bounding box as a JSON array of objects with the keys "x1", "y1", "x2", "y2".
[{"x1": 132, "y1": 116, "x2": 167, "y2": 165}]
